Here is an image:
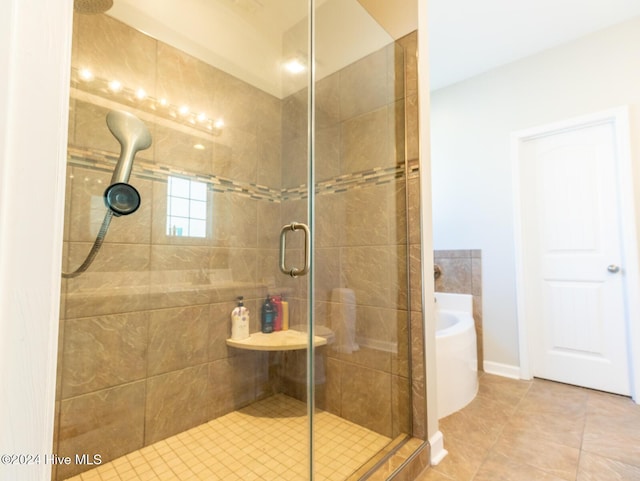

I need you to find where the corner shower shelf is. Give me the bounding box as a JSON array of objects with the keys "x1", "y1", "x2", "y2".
[{"x1": 226, "y1": 330, "x2": 327, "y2": 351}]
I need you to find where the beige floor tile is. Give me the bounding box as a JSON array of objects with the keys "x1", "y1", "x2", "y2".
[
  {"x1": 492, "y1": 426, "x2": 580, "y2": 480},
  {"x1": 414, "y1": 467, "x2": 457, "y2": 481},
  {"x1": 438, "y1": 412, "x2": 498, "y2": 453},
  {"x1": 458, "y1": 392, "x2": 517, "y2": 426},
  {"x1": 431, "y1": 439, "x2": 487, "y2": 481},
  {"x1": 582, "y1": 386, "x2": 640, "y2": 470},
  {"x1": 582, "y1": 411, "x2": 640, "y2": 468},
  {"x1": 503, "y1": 408, "x2": 585, "y2": 449},
  {"x1": 586, "y1": 390, "x2": 640, "y2": 417},
  {"x1": 577, "y1": 451, "x2": 640, "y2": 481},
  {"x1": 518, "y1": 379, "x2": 589, "y2": 416},
  {"x1": 473, "y1": 452, "x2": 569, "y2": 481},
  {"x1": 475, "y1": 373, "x2": 532, "y2": 408},
  {"x1": 423, "y1": 375, "x2": 639, "y2": 481}
]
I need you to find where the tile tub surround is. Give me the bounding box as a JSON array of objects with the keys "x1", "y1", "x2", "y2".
[
  {"x1": 56, "y1": 12, "x2": 424, "y2": 481},
  {"x1": 414, "y1": 373, "x2": 640, "y2": 481},
  {"x1": 434, "y1": 250, "x2": 482, "y2": 370}
]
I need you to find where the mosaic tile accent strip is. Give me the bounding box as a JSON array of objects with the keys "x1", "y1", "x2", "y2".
[
  {"x1": 68, "y1": 146, "x2": 280, "y2": 202},
  {"x1": 282, "y1": 165, "x2": 406, "y2": 201},
  {"x1": 68, "y1": 146, "x2": 418, "y2": 203},
  {"x1": 407, "y1": 159, "x2": 420, "y2": 180},
  {"x1": 63, "y1": 394, "x2": 391, "y2": 481}
]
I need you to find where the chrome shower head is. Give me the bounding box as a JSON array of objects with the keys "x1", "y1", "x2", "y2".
[
  {"x1": 106, "y1": 109, "x2": 152, "y2": 185},
  {"x1": 74, "y1": 0, "x2": 113, "y2": 14}
]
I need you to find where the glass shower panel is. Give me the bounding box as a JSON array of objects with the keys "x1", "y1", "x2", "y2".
[
  {"x1": 56, "y1": 1, "x2": 313, "y2": 480},
  {"x1": 310, "y1": 1, "x2": 414, "y2": 478}
]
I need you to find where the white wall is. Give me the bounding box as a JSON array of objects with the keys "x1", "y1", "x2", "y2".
[
  {"x1": 0, "y1": 0, "x2": 72, "y2": 480},
  {"x1": 430, "y1": 15, "x2": 640, "y2": 369}
]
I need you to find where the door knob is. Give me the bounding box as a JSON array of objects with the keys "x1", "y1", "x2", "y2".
[{"x1": 607, "y1": 264, "x2": 620, "y2": 273}]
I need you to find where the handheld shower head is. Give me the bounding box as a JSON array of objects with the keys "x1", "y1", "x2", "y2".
[
  {"x1": 104, "y1": 110, "x2": 152, "y2": 217},
  {"x1": 62, "y1": 109, "x2": 152, "y2": 278},
  {"x1": 74, "y1": 0, "x2": 113, "y2": 15},
  {"x1": 106, "y1": 110, "x2": 152, "y2": 186}
]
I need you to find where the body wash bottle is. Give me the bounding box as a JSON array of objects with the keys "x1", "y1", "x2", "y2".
[
  {"x1": 272, "y1": 296, "x2": 283, "y2": 331},
  {"x1": 231, "y1": 296, "x2": 250, "y2": 340},
  {"x1": 261, "y1": 295, "x2": 275, "y2": 333}
]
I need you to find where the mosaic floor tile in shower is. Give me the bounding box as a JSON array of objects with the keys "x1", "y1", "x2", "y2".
[{"x1": 64, "y1": 394, "x2": 392, "y2": 481}]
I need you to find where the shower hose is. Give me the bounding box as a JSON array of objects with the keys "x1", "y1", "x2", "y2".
[{"x1": 61, "y1": 210, "x2": 113, "y2": 279}]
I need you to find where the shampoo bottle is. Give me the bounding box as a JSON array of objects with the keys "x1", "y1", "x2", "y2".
[
  {"x1": 281, "y1": 295, "x2": 289, "y2": 331},
  {"x1": 272, "y1": 296, "x2": 283, "y2": 331},
  {"x1": 231, "y1": 296, "x2": 250, "y2": 340},
  {"x1": 261, "y1": 295, "x2": 275, "y2": 333}
]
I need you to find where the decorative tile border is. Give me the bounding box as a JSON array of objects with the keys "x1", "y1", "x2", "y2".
[
  {"x1": 68, "y1": 146, "x2": 280, "y2": 201},
  {"x1": 68, "y1": 145, "x2": 419, "y2": 202},
  {"x1": 407, "y1": 159, "x2": 420, "y2": 180},
  {"x1": 282, "y1": 165, "x2": 406, "y2": 200}
]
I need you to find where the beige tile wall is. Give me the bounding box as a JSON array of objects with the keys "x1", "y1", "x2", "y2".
[
  {"x1": 434, "y1": 249, "x2": 483, "y2": 370},
  {"x1": 56, "y1": 11, "x2": 424, "y2": 480}
]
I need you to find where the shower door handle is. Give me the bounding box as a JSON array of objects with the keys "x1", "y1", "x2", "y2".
[{"x1": 279, "y1": 222, "x2": 310, "y2": 277}]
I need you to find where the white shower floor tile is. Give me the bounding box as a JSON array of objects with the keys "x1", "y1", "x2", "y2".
[{"x1": 64, "y1": 394, "x2": 391, "y2": 481}]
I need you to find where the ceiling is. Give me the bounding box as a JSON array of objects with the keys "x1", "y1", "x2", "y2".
[
  {"x1": 107, "y1": 0, "x2": 640, "y2": 96},
  {"x1": 108, "y1": 0, "x2": 397, "y2": 98},
  {"x1": 428, "y1": 0, "x2": 640, "y2": 91}
]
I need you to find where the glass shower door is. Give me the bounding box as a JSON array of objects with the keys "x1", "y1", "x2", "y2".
[
  {"x1": 308, "y1": 1, "x2": 416, "y2": 479},
  {"x1": 55, "y1": 1, "x2": 418, "y2": 480},
  {"x1": 57, "y1": 1, "x2": 315, "y2": 480}
]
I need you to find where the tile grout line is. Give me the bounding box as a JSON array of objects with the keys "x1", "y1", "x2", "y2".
[
  {"x1": 573, "y1": 390, "x2": 591, "y2": 481},
  {"x1": 468, "y1": 377, "x2": 534, "y2": 481}
]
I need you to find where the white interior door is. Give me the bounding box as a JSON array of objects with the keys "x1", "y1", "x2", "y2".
[{"x1": 518, "y1": 116, "x2": 631, "y2": 395}]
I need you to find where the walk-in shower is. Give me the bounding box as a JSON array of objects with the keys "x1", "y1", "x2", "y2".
[{"x1": 55, "y1": 1, "x2": 426, "y2": 480}]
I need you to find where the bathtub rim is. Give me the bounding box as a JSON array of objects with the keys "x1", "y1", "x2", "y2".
[{"x1": 436, "y1": 310, "x2": 475, "y2": 338}]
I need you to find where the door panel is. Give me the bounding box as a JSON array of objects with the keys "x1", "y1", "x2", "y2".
[
  {"x1": 544, "y1": 280, "x2": 603, "y2": 355},
  {"x1": 521, "y1": 120, "x2": 630, "y2": 395}
]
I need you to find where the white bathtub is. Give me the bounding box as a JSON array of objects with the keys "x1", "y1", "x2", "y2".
[{"x1": 435, "y1": 292, "x2": 478, "y2": 419}]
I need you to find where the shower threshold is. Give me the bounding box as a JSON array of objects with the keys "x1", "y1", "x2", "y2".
[{"x1": 63, "y1": 394, "x2": 392, "y2": 481}]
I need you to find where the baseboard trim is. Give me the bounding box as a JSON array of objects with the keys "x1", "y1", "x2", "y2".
[
  {"x1": 429, "y1": 430, "x2": 448, "y2": 466},
  {"x1": 483, "y1": 361, "x2": 521, "y2": 379}
]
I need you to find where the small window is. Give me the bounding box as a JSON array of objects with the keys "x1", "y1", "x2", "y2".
[{"x1": 166, "y1": 176, "x2": 208, "y2": 238}]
